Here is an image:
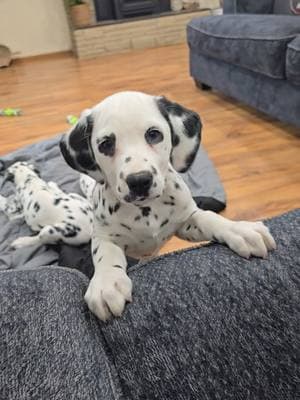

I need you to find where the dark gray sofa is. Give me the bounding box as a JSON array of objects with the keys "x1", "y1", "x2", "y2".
[
  {"x1": 0, "y1": 209, "x2": 299, "y2": 399},
  {"x1": 187, "y1": 0, "x2": 300, "y2": 127}
]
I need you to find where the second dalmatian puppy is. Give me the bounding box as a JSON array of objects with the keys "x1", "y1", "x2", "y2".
[{"x1": 0, "y1": 161, "x2": 93, "y2": 248}]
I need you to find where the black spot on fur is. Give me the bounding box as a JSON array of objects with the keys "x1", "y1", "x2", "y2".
[
  {"x1": 163, "y1": 201, "x2": 175, "y2": 206},
  {"x1": 186, "y1": 225, "x2": 191, "y2": 231},
  {"x1": 174, "y1": 182, "x2": 181, "y2": 190},
  {"x1": 27, "y1": 200, "x2": 32, "y2": 210},
  {"x1": 80, "y1": 207, "x2": 88, "y2": 215},
  {"x1": 113, "y1": 264, "x2": 123, "y2": 269},
  {"x1": 114, "y1": 203, "x2": 120, "y2": 213},
  {"x1": 183, "y1": 112, "x2": 202, "y2": 138},
  {"x1": 120, "y1": 172, "x2": 124, "y2": 179},
  {"x1": 109, "y1": 205, "x2": 113, "y2": 215},
  {"x1": 63, "y1": 229, "x2": 77, "y2": 238},
  {"x1": 92, "y1": 246, "x2": 98, "y2": 255},
  {"x1": 98, "y1": 256, "x2": 103, "y2": 263},
  {"x1": 135, "y1": 215, "x2": 141, "y2": 221},
  {"x1": 154, "y1": 214, "x2": 158, "y2": 220},
  {"x1": 49, "y1": 228, "x2": 54, "y2": 234},
  {"x1": 125, "y1": 156, "x2": 131, "y2": 163},
  {"x1": 141, "y1": 207, "x2": 151, "y2": 217},
  {"x1": 100, "y1": 213, "x2": 105, "y2": 219},
  {"x1": 151, "y1": 166, "x2": 158, "y2": 175},
  {"x1": 33, "y1": 202, "x2": 40, "y2": 212},
  {"x1": 102, "y1": 198, "x2": 106, "y2": 207},
  {"x1": 160, "y1": 219, "x2": 169, "y2": 228},
  {"x1": 121, "y1": 223, "x2": 131, "y2": 231},
  {"x1": 63, "y1": 205, "x2": 69, "y2": 210}
]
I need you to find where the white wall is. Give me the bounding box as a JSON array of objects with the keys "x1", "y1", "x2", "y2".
[{"x1": 0, "y1": 0, "x2": 72, "y2": 58}]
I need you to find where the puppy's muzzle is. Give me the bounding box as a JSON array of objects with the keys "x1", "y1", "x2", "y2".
[{"x1": 126, "y1": 171, "x2": 153, "y2": 197}]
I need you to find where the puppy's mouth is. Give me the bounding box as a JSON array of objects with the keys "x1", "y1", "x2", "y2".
[{"x1": 124, "y1": 191, "x2": 160, "y2": 204}]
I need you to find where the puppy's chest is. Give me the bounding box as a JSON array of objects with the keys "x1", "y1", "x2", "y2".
[{"x1": 94, "y1": 197, "x2": 184, "y2": 258}]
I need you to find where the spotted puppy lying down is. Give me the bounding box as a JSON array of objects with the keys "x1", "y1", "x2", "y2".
[
  {"x1": 60, "y1": 91, "x2": 276, "y2": 321},
  {"x1": 0, "y1": 162, "x2": 93, "y2": 248}
]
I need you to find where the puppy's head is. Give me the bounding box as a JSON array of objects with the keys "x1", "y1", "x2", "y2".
[
  {"x1": 60, "y1": 91, "x2": 201, "y2": 204},
  {"x1": 2, "y1": 161, "x2": 39, "y2": 185}
]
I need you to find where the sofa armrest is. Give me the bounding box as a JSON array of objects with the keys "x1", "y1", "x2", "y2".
[{"x1": 223, "y1": 0, "x2": 275, "y2": 14}]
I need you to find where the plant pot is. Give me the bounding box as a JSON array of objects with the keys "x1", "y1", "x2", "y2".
[
  {"x1": 70, "y1": 4, "x2": 90, "y2": 28},
  {"x1": 0, "y1": 45, "x2": 12, "y2": 68}
]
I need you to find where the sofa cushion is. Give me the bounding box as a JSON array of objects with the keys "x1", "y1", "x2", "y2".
[
  {"x1": 187, "y1": 15, "x2": 300, "y2": 79},
  {"x1": 0, "y1": 267, "x2": 122, "y2": 400},
  {"x1": 287, "y1": 35, "x2": 300, "y2": 85},
  {"x1": 0, "y1": 210, "x2": 299, "y2": 399}
]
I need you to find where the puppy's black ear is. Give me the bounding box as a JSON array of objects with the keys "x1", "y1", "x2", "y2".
[
  {"x1": 60, "y1": 111, "x2": 104, "y2": 183},
  {"x1": 156, "y1": 96, "x2": 202, "y2": 173}
]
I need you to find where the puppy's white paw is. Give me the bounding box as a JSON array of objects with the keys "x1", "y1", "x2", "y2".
[
  {"x1": 219, "y1": 221, "x2": 276, "y2": 259},
  {"x1": 11, "y1": 236, "x2": 32, "y2": 249},
  {"x1": 84, "y1": 267, "x2": 132, "y2": 321}
]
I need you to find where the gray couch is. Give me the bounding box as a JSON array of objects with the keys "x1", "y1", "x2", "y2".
[
  {"x1": 187, "y1": 0, "x2": 300, "y2": 127},
  {"x1": 0, "y1": 209, "x2": 299, "y2": 399}
]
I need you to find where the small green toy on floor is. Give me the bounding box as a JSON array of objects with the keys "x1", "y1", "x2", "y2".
[
  {"x1": 66, "y1": 115, "x2": 78, "y2": 125},
  {"x1": 0, "y1": 108, "x2": 22, "y2": 116}
]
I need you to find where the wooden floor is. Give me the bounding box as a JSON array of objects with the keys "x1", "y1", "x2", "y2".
[{"x1": 0, "y1": 44, "x2": 299, "y2": 254}]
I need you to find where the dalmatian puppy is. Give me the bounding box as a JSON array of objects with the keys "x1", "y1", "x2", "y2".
[
  {"x1": 0, "y1": 161, "x2": 93, "y2": 248},
  {"x1": 60, "y1": 91, "x2": 276, "y2": 321}
]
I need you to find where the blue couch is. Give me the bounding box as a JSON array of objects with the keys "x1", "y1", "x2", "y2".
[{"x1": 187, "y1": 0, "x2": 300, "y2": 128}]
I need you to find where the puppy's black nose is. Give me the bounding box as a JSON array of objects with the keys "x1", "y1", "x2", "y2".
[{"x1": 126, "y1": 171, "x2": 153, "y2": 196}]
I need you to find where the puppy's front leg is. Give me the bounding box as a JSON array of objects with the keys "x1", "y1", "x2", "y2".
[
  {"x1": 84, "y1": 238, "x2": 132, "y2": 321},
  {"x1": 177, "y1": 210, "x2": 276, "y2": 259}
]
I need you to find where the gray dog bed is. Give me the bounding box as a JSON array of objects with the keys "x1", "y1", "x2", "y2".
[
  {"x1": 0, "y1": 209, "x2": 299, "y2": 399},
  {"x1": 0, "y1": 135, "x2": 226, "y2": 272}
]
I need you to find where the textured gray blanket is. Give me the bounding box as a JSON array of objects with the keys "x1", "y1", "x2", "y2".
[
  {"x1": 0, "y1": 135, "x2": 226, "y2": 271},
  {"x1": 0, "y1": 209, "x2": 299, "y2": 399}
]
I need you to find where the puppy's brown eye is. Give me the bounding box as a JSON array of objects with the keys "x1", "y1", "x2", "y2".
[
  {"x1": 145, "y1": 129, "x2": 163, "y2": 145},
  {"x1": 98, "y1": 134, "x2": 116, "y2": 157}
]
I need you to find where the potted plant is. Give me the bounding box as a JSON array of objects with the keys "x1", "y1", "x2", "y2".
[{"x1": 68, "y1": 0, "x2": 90, "y2": 28}]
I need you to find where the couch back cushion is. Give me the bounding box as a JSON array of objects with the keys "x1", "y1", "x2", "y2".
[{"x1": 187, "y1": 15, "x2": 300, "y2": 79}]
